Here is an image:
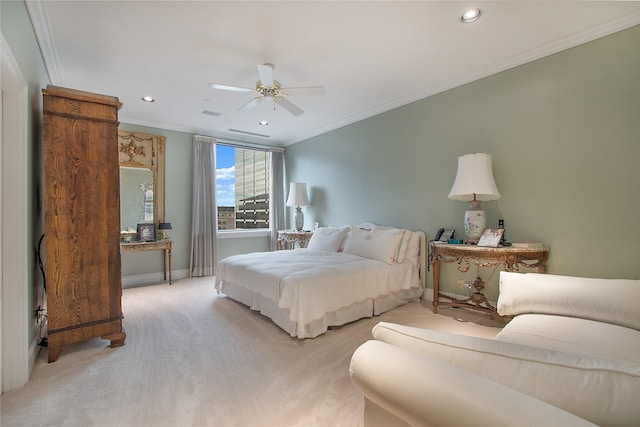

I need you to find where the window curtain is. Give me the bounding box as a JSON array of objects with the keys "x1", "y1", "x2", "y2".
[
  {"x1": 190, "y1": 135, "x2": 217, "y2": 276},
  {"x1": 269, "y1": 149, "x2": 285, "y2": 251}
]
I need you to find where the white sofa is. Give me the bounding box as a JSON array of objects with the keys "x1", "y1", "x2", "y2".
[{"x1": 349, "y1": 271, "x2": 640, "y2": 427}]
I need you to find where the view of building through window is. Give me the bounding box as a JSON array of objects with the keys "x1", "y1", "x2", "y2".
[{"x1": 216, "y1": 145, "x2": 270, "y2": 230}]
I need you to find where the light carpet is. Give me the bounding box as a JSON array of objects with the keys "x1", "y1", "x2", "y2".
[{"x1": 1, "y1": 276, "x2": 504, "y2": 427}]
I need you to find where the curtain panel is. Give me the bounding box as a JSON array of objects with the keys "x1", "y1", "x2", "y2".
[
  {"x1": 269, "y1": 150, "x2": 285, "y2": 251},
  {"x1": 190, "y1": 135, "x2": 217, "y2": 277}
]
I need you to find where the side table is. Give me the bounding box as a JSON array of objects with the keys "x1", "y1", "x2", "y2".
[
  {"x1": 277, "y1": 230, "x2": 313, "y2": 250},
  {"x1": 121, "y1": 240, "x2": 173, "y2": 284},
  {"x1": 429, "y1": 243, "x2": 549, "y2": 316}
]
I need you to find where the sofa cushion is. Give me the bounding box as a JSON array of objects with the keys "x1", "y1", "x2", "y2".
[
  {"x1": 372, "y1": 321, "x2": 640, "y2": 427},
  {"x1": 496, "y1": 314, "x2": 640, "y2": 366},
  {"x1": 498, "y1": 272, "x2": 640, "y2": 330}
]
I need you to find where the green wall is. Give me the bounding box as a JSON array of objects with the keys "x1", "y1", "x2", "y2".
[{"x1": 285, "y1": 26, "x2": 640, "y2": 301}]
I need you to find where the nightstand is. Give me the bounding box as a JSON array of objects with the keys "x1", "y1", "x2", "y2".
[
  {"x1": 277, "y1": 230, "x2": 313, "y2": 250},
  {"x1": 429, "y1": 243, "x2": 549, "y2": 316}
]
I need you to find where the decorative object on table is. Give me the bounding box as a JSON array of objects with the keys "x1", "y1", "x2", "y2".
[
  {"x1": 498, "y1": 218, "x2": 511, "y2": 246},
  {"x1": 438, "y1": 228, "x2": 455, "y2": 242},
  {"x1": 158, "y1": 222, "x2": 172, "y2": 241},
  {"x1": 448, "y1": 153, "x2": 501, "y2": 244},
  {"x1": 286, "y1": 182, "x2": 310, "y2": 231},
  {"x1": 477, "y1": 228, "x2": 504, "y2": 247},
  {"x1": 137, "y1": 223, "x2": 156, "y2": 242},
  {"x1": 120, "y1": 228, "x2": 137, "y2": 243}
]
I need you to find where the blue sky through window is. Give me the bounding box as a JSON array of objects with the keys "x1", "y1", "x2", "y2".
[{"x1": 216, "y1": 145, "x2": 235, "y2": 207}]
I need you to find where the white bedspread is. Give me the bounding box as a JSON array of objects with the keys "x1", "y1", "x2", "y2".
[{"x1": 215, "y1": 249, "x2": 420, "y2": 332}]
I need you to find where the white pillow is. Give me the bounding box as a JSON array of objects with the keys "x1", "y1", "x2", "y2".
[
  {"x1": 404, "y1": 231, "x2": 421, "y2": 265},
  {"x1": 372, "y1": 225, "x2": 409, "y2": 262},
  {"x1": 372, "y1": 226, "x2": 421, "y2": 264},
  {"x1": 343, "y1": 226, "x2": 404, "y2": 264},
  {"x1": 306, "y1": 227, "x2": 350, "y2": 252}
]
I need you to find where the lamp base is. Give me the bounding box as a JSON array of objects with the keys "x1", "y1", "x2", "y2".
[
  {"x1": 464, "y1": 201, "x2": 486, "y2": 244},
  {"x1": 293, "y1": 207, "x2": 304, "y2": 231}
]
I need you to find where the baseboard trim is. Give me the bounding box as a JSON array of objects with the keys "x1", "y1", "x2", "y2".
[
  {"x1": 29, "y1": 332, "x2": 41, "y2": 376},
  {"x1": 122, "y1": 269, "x2": 191, "y2": 288}
]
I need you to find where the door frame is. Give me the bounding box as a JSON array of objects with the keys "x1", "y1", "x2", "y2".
[{"x1": 1, "y1": 34, "x2": 30, "y2": 393}]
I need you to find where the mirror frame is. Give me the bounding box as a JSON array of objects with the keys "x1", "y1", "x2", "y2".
[{"x1": 118, "y1": 130, "x2": 166, "y2": 228}]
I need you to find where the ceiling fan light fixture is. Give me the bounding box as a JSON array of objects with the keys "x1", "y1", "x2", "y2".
[
  {"x1": 461, "y1": 8, "x2": 481, "y2": 23},
  {"x1": 210, "y1": 63, "x2": 324, "y2": 116}
]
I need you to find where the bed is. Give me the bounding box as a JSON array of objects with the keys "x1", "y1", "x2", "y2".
[{"x1": 215, "y1": 224, "x2": 426, "y2": 338}]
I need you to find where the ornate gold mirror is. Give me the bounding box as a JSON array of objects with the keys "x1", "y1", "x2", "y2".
[{"x1": 118, "y1": 130, "x2": 166, "y2": 239}]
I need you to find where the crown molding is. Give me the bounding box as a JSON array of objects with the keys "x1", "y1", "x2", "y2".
[{"x1": 25, "y1": 0, "x2": 63, "y2": 85}]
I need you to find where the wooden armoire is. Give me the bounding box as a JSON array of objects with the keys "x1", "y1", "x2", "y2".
[{"x1": 43, "y1": 85, "x2": 126, "y2": 362}]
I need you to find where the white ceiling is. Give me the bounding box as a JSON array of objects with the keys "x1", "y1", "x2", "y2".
[{"x1": 29, "y1": 1, "x2": 640, "y2": 147}]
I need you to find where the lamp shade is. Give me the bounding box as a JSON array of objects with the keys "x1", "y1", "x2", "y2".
[
  {"x1": 286, "y1": 182, "x2": 310, "y2": 207},
  {"x1": 158, "y1": 222, "x2": 172, "y2": 230},
  {"x1": 448, "y1": 153, "x2": 501, "y2": 202}
]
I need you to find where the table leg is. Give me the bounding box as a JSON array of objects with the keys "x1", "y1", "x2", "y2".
[
  {"x1": 433, "y1": 259, "x2": 441, "y2": 314},
  {"x1": 163, "y1": 249, "x2": 167, "y2": 281},
  {"x1": 168, "y1": 247, "x2": 172, "y2": 285}
]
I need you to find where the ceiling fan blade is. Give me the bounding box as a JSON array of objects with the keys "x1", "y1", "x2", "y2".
[
  {"x1": 209, "y1": 83, "x2": 254, "y2": 93},
  {"x1": 281, "y1": 86, "x2": 325, "y2": 96},
  {"x1": 275, "y1": 97, "x2": 304, "y2": 116},
  {"x1": 238, "y1": 97, "x2": 263, "y2": 112},
  {"x1": 257, "y1": 64, "x2": 274, "y2": 87}
]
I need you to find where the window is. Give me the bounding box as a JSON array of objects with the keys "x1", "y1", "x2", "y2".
[{"x1": 216, "y1": 144, "x2": 270, "y2": 231}]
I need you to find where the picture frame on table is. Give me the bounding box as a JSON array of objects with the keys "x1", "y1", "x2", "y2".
[
  {"x1": 137, "y1": 223, "x2": 156, "y2": 242},
  {"x1": 477, "y1": 228, "x2": 504, "y2": 248}
]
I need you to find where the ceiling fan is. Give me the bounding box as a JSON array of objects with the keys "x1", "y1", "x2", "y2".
[{"x1": 209, "y1": 63, "x2": 325, "y2": 116}]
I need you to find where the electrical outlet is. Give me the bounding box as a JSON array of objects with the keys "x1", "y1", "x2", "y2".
[{"x1": 457, "y1": 279, "x2": 465, "y2": 288}]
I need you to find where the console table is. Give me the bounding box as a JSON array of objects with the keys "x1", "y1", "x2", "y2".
[
  {"x1": 429, "y1": 243, "x2": 549, "y2": 316},
  {"x1": 120, "y1": 240, "x2": 173, "y2": 284},
  {"x1": 277, "y1": 230, "x2": 313, "y2": 250}
]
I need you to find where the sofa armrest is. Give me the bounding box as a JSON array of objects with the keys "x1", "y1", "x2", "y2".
[
  {"x1": 498, "y1": 271, "x2": 640, "y2": 330},
  {"x1": 349, "y1": 340, "x2": 595, "y2": 427},
  {"x1": 372, "y1": 322, "x2": 640, "y2": 427}
]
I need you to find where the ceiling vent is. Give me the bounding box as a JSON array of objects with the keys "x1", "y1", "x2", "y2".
[
  {"x1": 201, "y1": 110, "x2": 222, "y2": 117},
  {"x1": 228, "y1": 129, "x2": 270, "y2": 138}
]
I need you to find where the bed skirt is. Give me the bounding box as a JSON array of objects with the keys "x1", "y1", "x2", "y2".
[{"x1": 218, "y1": 282, "x2": 423, "y2": 339}]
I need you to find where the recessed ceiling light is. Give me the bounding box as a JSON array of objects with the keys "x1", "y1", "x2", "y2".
[
  {"x1": 141, "y1": 96, "x2": 155, "y2": 102},
  {"x1": 461, "y1": 9, "x2": 481, "y2": 23},
  {"x1": 259, "y1": 120, "x2": 269, "y2": 126}
]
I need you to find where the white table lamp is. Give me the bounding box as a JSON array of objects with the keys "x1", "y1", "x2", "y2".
[
  {"x1": 286, "y1": 182, "x2": 310, "y2": 231},
  {"x1": 448, "y1": 153, "x2": 501, "y2": 244}
]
